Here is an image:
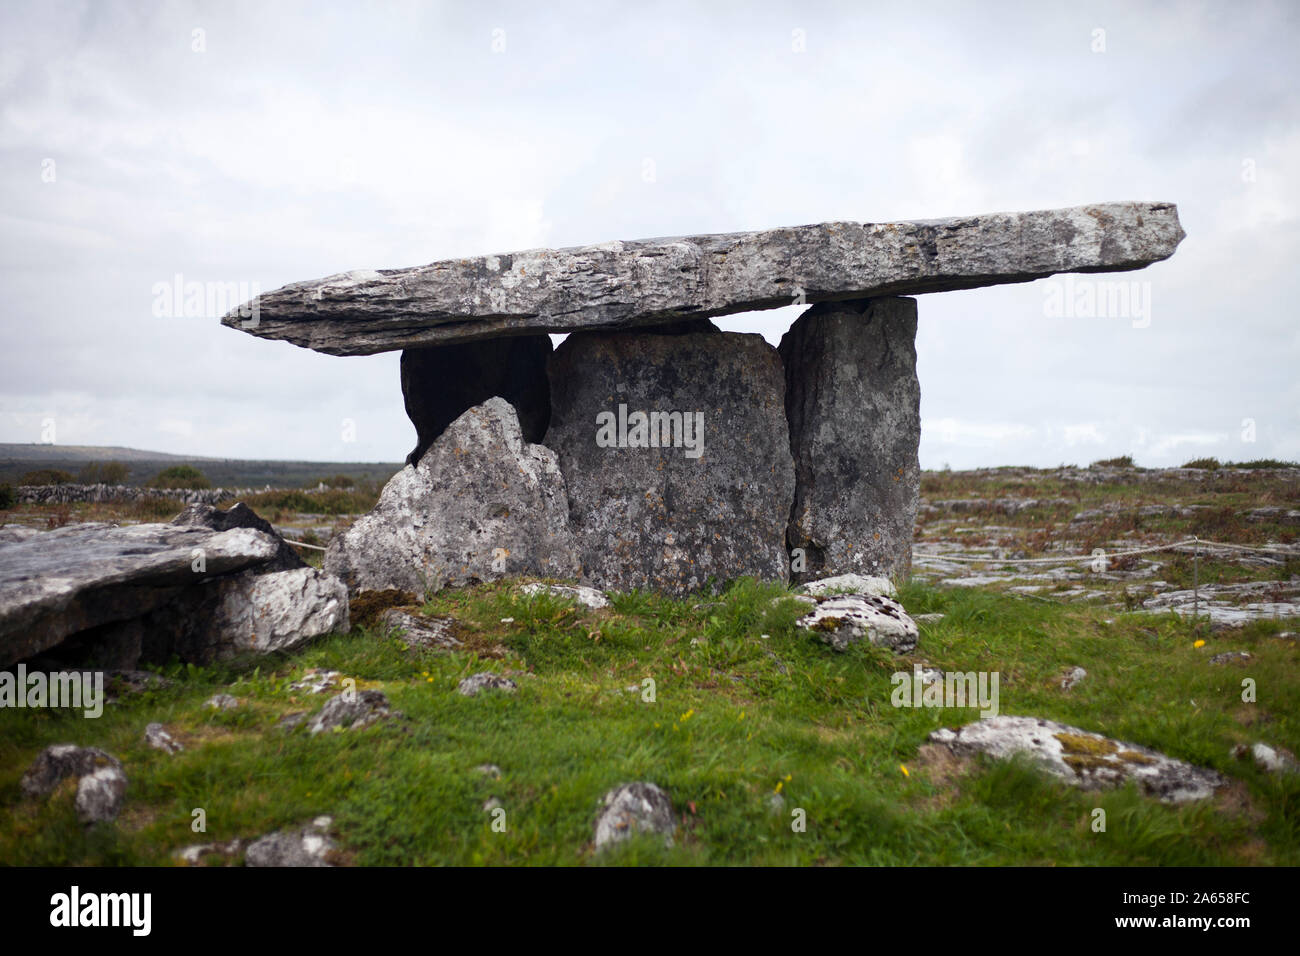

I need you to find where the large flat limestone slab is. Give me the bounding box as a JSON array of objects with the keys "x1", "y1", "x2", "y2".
[
  {"x1": 222, "y1": 202, "x2": 1184, "y2": 355},
  {"x1": 0, "y1": 522, "x2": 281, "y2": 666}
]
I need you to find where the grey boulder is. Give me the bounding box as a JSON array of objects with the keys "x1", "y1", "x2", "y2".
[
  {"x1": 21, "y1": 744, "x2": 122, "y2": 799},
  {"x1": 594, "y1": 782, "x2": 676, "y2": 850},
  {"x1": 245, "y1": 816, "x2": 337, "y2": 867},
  {"x1": 544, "y1": 330, "x2": 795, "y2": 594},
  {"x1": 797, "y1": 594, "x2": 919, "y2": 653},
  {"x1": 457, "y1": 672, "x2": 518, "y2": 697},
  {"x1": 76, "y1": 764, "x2": 128, "y2": 824},
  {"x1": 144, "y1": 723, "x2": 184, "y2": 754},
  {"x1": 929, "y1": 715, "x2": 1225, "y2": 804},
  {"x1": 325, "y1": 397, "x2": 581, "y2": 594},
  {"x1": 306, "y1": 690, "x2": 391, "y2": 734}
]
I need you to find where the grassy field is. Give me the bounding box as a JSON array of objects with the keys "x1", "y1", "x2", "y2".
[{"x1": 2, "y1": 577, "x2": 1297, "y2": 866}]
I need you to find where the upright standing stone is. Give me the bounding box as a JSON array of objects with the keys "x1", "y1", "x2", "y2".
[
  {"x1": 779, "y1": 297, "x2": 920, "y2": 582},
  {"x1": 325, "y1": 398, "x2": 581, "y2": 593},
  {"x1": 545, "y1": 331, "x2": 795, "y2": 594},
  {"x1": 400, "y1": 336, "x2": 552, "y2": 465}
]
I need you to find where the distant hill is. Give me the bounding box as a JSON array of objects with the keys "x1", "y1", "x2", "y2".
[
  {"x1": 0, "y1": 443, "x2": 210, "y2": 463},
  {"x1": 0, "y1": 444, "x2": 403, "y2": 489}
]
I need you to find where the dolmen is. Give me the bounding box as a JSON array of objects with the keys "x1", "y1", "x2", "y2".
[{"x1": 224, "y1": 202, "x2": 1184, "y2": 596}]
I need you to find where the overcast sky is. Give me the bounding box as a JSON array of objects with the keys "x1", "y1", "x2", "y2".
[{"x1": 2, "y1": 0, "x2": 1296, "y2": 469}]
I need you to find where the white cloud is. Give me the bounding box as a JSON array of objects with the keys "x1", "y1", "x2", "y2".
[{"x1": 0, "y1": 0, "x2": 1296, "y2": 469}]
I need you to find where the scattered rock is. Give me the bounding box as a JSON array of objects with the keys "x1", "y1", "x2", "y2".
[
  {"x1": 1141, "y1": 579, "x2": 1300, "y2": 627},
  {"x1": 206, "y1": 693, "x2": 239, "y2": 710},
  {"x1": 519, "y1": 582, "x2": 610, "y2": 609},
  {"x1": 1060, "y1": 666, "x2": 1088, "y2": 691},
  {"x1": 457, "y1": 673, "x2": 518, "y2": 697},
  {"x1": 200, "y1": 565, "x2": 349, "y2": 658},
  {"x1": 929, "y1": 715, "x2": 1224, "y2": 804},
  {"x1": 1233, "y1": 742, "x2": 1298, "y2": 775},
  {"x1": 144, "y1": 723, "x2": 183, "y2": 754},
  {"x1": 1244, "y1": 506, "x2": 1300, "y2": 526},
  {"x1": 545, "y1": 330, "x2": 795, "y2": 595},
  {"x1": 325, "y1": 398, "x2": 581, "y2": 594},
  {"x1": 380, "y1": 609, "x2": 461, "y2": 650},
  {"x1": 474, "y1": 763, "x2": 502, "y2": 779},
  {"x1": 100, "y1": 669, "x2": 176, "y2": 699},
  {"x1": 173, "y1": 838, "x2": 244, "y2": 866},
  {"x1": 914, "y1": 666, "x2": 945, "y2": 685},
  {"x1": 915, "y1": 613, "x2": 946, "y2": 623},
  {"x1": 75, "y1": 765, "x2": 128, "y2": 823},
  {"x1": 20, "y1": 744, "x2": 122, "y2": 799},
  {"x1": 277, "y1": 711, "x2": 308, "y2": 731},
  {"x1": 346, "y1": 588, "x2": 420, "y2": 628},
  {"x1": 781, "y1": 298, "x2": 919, "y2": 582},
  {"x1": 796, "y1": 594, "x2": 918, "y2": 653},
  {"x1": 801, "y1": 573, "x2": 897, "y2": 598},
  {"x1": 306, "y1": 690, "x2": 390, "y2": 734},
  {"x1": 245, "y1": 816, "x2": 336, "y2": 867},
  {"x1": 1209, "y1": 651, "x2": 1252, "y2": 665},
  {"x1": 482, "y1": 797, "x2": 503, "y2": 813},
  {"x1": 593, "y1": 782, "x2": 676, "y2": 850},
  {"x1": 288, "y1": 669, "x2": 343, "y2": 694},
  {"x1": 170, "y1": 501, "x2": 305, "y2": 571}
]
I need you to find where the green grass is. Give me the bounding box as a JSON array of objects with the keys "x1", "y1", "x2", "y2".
[{"x1": 3, "y1": 578, "x2": 1297, "y2": 866}]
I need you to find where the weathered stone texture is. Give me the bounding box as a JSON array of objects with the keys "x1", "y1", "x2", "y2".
[
  {"x1": 780, "y1": 297, "x2": 920, "y2": 582},
  {"x1": 544, "y1": 331, "x2": 795, "y2": 594},
  {"x1": 223, "y1": 203, "x2": 1185, "y2": 354},
  {"x1": 324, "y1": 397, "x2": 581, "y2": 593}
]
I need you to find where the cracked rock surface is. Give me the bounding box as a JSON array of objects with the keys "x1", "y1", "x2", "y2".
[{"x1": 929, "y1": 715, "x2": 1225, "y2": 804}]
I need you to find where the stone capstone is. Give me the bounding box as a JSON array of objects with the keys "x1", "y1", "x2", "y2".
[
  {"x1": 781, "y1": 297, "x2": 920, "y2": 582},
  {"x1": 223, "y1": 202, "x2": 1186, "y2": 355},
  {"x1": 324, "y1": 397, "x2": 581, "y2": 594},
  {"x1": 544, "y1": 330, "x2": 795, "y2": 594}
]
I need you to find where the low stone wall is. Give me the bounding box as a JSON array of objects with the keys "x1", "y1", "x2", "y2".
[{"x1": 13, "y1": 484, "x2": 276, "y2": 506}]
